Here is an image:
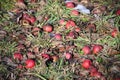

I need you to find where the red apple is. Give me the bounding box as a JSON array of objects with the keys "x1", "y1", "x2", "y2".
[
  {"x1": 75, "y1": 27, "x2": 81, "y2": 32},
  {"x1": 43, "y1": 25, "x2": 53, "y2": 32},
  {"x1": 32, "y1": 27, "x2": 40, "y2": 35},
  {"x1": 71, "y1": 10, "x2": 80, "y2": 16},
  {"x1": 111, "y1": 29, "x2": 118, "y2": 38},
  {"x1": 17, "y1": 64, "x2": 23, "y2": 69},
  {"x1": 41, "y1": 53, "x2": 50, "y2": 59},
  {"x1": 67, "y1": 31, "x2": 75, "y2": 39},
  {"x1": 22, "y1": 13, "x2": 36, "y2": 24},
  {"x1": 65, "y1": 2, "x2": 75, "y2": 8},
  {"x1": 32, "y1": 27, "x2": 40, "y2": 32},
  {"x1": 65, "y1": 53, "x2": 72, "y2": 60},
  {"x1": 66, "y1": 20, "x2": 76, "y2": 29},
  {"x1": 93, "y1": 72, "x2": 102, "y2": 78},
  {"x1": 26, "y1": 16, "x2": 36, "y2": 24},
  {"x1": 92, "y1": 44, "x2": 103, "y2": 54},
  {"x1": 90, "y1": 67, "x2": 98, "y2": 76},
  {"x1": 23, "y1": 13, "x2": 29, "y2": 19},
  {"x1": 59, "y1": 19, "x2": 66, "y2": 25},
  {"x1": 25, "y1": 59, "x2": 35, "y2": 68},
  {"x1": 13, "y1": 52, "x2": 23, "y2": 60},
  {"x1": 87, "y1": 23, "x2": 96, "y2": 32},
  {"x1": 82, "y1": 59, "x2": 92, "y2": 69},
  {"x1": 82, "y1": 45, "x2": 91, "y2": 55},
  {"x1": 55, "y1": 34, "x2": 62, "y2": 40},
  {"x1": 116, "y1": 9, "x2": 120, "y2": 15}
]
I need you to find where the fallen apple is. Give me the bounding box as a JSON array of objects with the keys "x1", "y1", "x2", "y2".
[
  {"x1": 111, "y1": 28, "x2": 118, "y2": 38},
  {"x1": 32, "y1": 27, "x2": 40, "y2": 36},
  {"x1": 66, "y1": 20, "x2": 76, "y2": 29},
  {"x1": 59, "y1": 19, "x2": 66, "y2": 25},
  {"x1": 43, "y1": 25, "x2": 53, "y2": 32},
  {"x1": 25, "y1": 59, "x2": 35, "y2": 68},
  {"x1": 67, "y1": 31, "x2": 75, "y2": 39},
  {"x1": 41, "y1": 53, "x2": 50, "y2": 59},
  {"x1": 65, "y1": 53, "x2": 72, "y2": 60},
  {"x1": 82, "y1": 59, "x2": 92, "y2": 69},
  {"x1": 54, "y1": 34, "x2": 62, "y2": 40},
  {"x1": 116, "y1": 9, "x2": 120, "y2": 15},
  {"x1": 27, "y1": 16, "x2": 36, "y2": 24},
  {"x1": 13, "y1": 52, "x2": 23, "y2": 60},
  {"x1": 92, "y1": 44, "x2": 103, "y2": 54},
  {"x1": 65, "y1": 2, "x2": 75, "y2": 8},
  {"x1": 71, "y1": 10, "x2": 80, "y2": 16},
  {"x1": 82, "y1": 45, "x2": 91, "y2": 55},
  {"x1": 75, "y1": 27, "x2": 81, "y2": 32}
]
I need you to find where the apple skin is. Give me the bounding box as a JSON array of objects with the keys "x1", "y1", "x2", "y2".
[
  {"x1": 41, "y1": 53, "x2": 51, "y2": 59},
  {"x1": 66, "y1": 20, "x2": 76, "y2": 29},
  {"x1": 116, "y1": 9, "x2": 120, "y2": 15},
  {"x1": 25, "y1": 59, "x2": 35, "y2": 68},
  {"x1": 82, "y1": 45, "x2": 91, "y2": 55},
  {"x1": 13, "y1": 52, "x2": 23, "y2": 60},
  {"x1": 43, "y1": 25, "x2": 53, "y2": 32},
  {"x1": 92, "y1": 44, "x2": 103, "y2": 54},
  {"x1": 65, "y1": 2, "x2": 75, "y2": 8},
  {"x1": 111, "y1": 29, "x2": 118, "y2": 38},
  {"x1": 54, "y1": 34, "x2": 62, "y2": 40},
  {"x1": 65, "y1": 53, "x2": 72, "y2": 60},
  {"x1": 27, "y1": 16, "x2": 36, "y2": 24},
  {"x1": 71, "y1": 10, "x2": 79, "y2": 16},
  {"x1": 59, "y1": 19, "x2": 66, "y2": 25},
  {"x1": 82, "y1": 59, "x2": 92, "y2": 69}
]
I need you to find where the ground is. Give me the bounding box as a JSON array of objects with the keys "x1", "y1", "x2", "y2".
[{"x1": 0, "y1": 0, "x2": 120, "y2": 80}]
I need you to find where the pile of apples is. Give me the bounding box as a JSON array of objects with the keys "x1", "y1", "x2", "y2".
[
  {"x1": 82, "y1": 59, "x2": 106, "y2": 79},
  {"x1": 11, "y1": 1, "x2": 119, "y2": 80},
  {"x1": 82, "y1": 44, "x2": 103, "y2": 55}
]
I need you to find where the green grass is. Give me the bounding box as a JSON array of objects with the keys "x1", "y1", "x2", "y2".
[
  {"x1": 0, "y1": 0, "x2": 15, "y2": 11},
  {"x1": 0, "y1": 40, "x2": 17, "y2": 56}
]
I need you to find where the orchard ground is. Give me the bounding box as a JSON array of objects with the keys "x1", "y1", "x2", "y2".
[{"x1": 0, "y1": 0, "x2": 120, "y2": 80}]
